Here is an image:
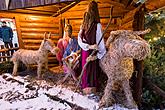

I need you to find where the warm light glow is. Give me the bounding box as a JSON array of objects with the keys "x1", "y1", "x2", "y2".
[{"x1": 153, "y1": 37, "x2": 158, "y2": 41}]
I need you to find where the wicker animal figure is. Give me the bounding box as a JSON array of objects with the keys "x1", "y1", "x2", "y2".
[
  {"x1": 99, "y1": 29, "x2": 151, "y2": 109},
  {"x1": 11, "y1": 33, "x2": 59, "y2": 79}
]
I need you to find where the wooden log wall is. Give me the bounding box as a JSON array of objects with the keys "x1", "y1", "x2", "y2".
[
  {"x1": 60, "y1": 0, "x2": 141, "y2": 42},
  {"x1": 60, "y1": 0, "x2": 126, "y2": 41},
  {"x1": 0, "y1": 12, "x2": 60, "y2": 67}
]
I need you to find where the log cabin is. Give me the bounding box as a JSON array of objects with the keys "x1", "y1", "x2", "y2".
[{"x1": 0, "y1": 0, "x2": 165, "y2": 107}]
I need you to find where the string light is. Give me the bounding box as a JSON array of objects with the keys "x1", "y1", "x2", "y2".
[{"x1": 153, "y1": 37, "x2": 158, "y2": 41}]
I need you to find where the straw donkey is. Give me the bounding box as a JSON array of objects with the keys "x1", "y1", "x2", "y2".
[
  {"x1": 99, "y1": 29, "x2": 151, "y2": 109},
  {"x1": 11, "y1": 32, "x2": 59, "y2": 79}
]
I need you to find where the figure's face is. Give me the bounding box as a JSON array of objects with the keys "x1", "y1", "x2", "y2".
[{"x1": 65, "y1": 27, "x2": 72, "y2": 38}]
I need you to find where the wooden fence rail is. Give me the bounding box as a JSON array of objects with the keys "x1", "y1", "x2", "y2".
[{"x1": 0, "y1": 43, "x2": 19, "y2": 62}]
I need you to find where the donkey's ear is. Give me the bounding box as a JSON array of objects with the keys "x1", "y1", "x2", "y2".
[
  {"x1": 48, "y1": 32, "x2": 51, "y2": 39},
  {"x1": 44, "y1": 32, "x2": 47, "y2": 40}
]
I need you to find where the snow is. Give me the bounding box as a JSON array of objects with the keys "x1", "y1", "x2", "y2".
[{"x1": 0, "y1": 73, "x2": 138, "y2": 110}]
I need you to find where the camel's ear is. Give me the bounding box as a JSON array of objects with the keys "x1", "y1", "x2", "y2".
[
  {"x1": 109, "y1": 32, "x2": 117, "y2": 42},
  {"x1": 106, "y1": 34, "x2": 114, "y2": 47},
  {"x1": 44, "y1": 32, "x2": 47, "y2": 40},
  {"x1": 48, "y1": 32, "x2": 51, "y2": 39}
]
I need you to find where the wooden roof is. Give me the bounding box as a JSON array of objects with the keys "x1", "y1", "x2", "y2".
[
  {"x1": 0, "y1": 0, "x2": 164, "y2": 17},
  {"x1": 145, "y1": 0, "x2": 165, "y2": 12},
  {"x1": 0, "y1": 0, "x2": 79, "y2": 16}
]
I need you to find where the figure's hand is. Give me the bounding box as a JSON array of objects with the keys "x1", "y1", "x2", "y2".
[
  {"x1": 88, "y1": 44, "x2": 98, "y2": 50},
  {"x1": 54, "y1": 47, "x2": 60, "y2": 53},
  {"x1": 86, "y1": 55, "x2": 97, "y2": 62}
]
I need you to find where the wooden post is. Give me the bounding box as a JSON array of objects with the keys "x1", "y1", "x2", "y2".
[
  {"x1": 1, "y1": 45, "x2": 6, "y2": 61},
  {"x1": 65, "y1": 18, "x2": 69, "y2": 24},
  {"x1": 15, "y1": 16, "x2": 25, "y2": 49},
  {"x1": 0, "y1": 45, "x2": 2, "y2": 62},
  {"x1": 59, "y1": 18, "x2": 65, "y2": 38},
  {"x1": 131, "y1": 4, "x2": 145, "y2": 108}
]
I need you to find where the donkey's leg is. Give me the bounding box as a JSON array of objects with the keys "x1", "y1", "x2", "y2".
[
  {"x1": 99, "y1": 79, "x2": 115, "y2": 108},
  {"x1": 12, "y1": 61, "x2": 19, "y2": 76},
  {"x1": 37, "y1": 63, "x2": 42, "y2": 79},
  {"x1": 122, "y1": 79, "x2": 137, "y2": 109}
]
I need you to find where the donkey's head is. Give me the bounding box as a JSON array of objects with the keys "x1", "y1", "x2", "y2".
[
  {"x1": 40, "y1": 32, "x2": 59, "y2": 55},
  {"x1": 107, "y1": 29, "x2": 151, "y2": 60}
]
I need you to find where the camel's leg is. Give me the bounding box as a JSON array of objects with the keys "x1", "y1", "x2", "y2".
[
  {"x1": 26, "y1": 65, "x2": 31, "y2": 71},
  {"x1": 99, "y1": 79, "x2": 115, "y2": 108},
  {"x1": 12, "y1": 61, "x2": 19, "y2": 76},
  {"x1": 122, "y1": 80, "x2": 137, "y2": 109},
  {"x1": 37, "y1": 63, "x2": 42, "y2": 79},
  {"x1": 44, "y1": 61, "x2": 48, "y2": 70}
]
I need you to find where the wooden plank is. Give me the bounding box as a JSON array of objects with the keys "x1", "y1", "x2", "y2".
[
  {"x1": 24, "y1": 44, "x2": 59, "y2": 50},
  {"x1": 62, "y1": 7, "x2": 125, "y2": 19},
  {"x1": 145, "y1": 0, "x2": 165, "y2": 12},
  {"x1": 119, "y1": 20, "x2": 134, "y2": 30},
  {"x1": 20, "y1": 22, "x2": 59, "y2": 28},
  {"x1": 0, "y1": 47, "x2": 19, "y2": 52},
  {"x1": 20, "y1": 27, "x2": 59, "y2": 33},
  {"x1": 8, "y1": 9, "x2": 54, "y2": 15},
  {"x1": 77, "y1": 0, "x2": 125, "y2": 8},
  {"x1": 21, "y1": 33, "x2": 60, "y2": 39},
  {"x1": 68, "y1": 3, "x2": 128, "y2": 12},
  {"x1": 19, "y1": 16, "x2": 59, "y2": 23},
  {"x1": 23, "y1": 39, "x2": 58, "y2": 44},
  {"x1": 0, "y1": 11, "x2": 16, "y2": 18},
  {"x1": 48, "y1": 56, "x2": 57, "y2": 61},
  {"x1": 24, "y1": 45, "x2": 40, "y2": 50},
  {"x1": 26, "y1": 5, "x2": 60, "y2": 12},
  {"x1": 0, "y1": 55, "x2": 11, "y2": 58}
]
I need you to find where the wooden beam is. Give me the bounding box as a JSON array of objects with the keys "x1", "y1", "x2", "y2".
[
  {"x1": 19, "y1": 22, "x2": 59, "y2": 28},
  {"x1": 0, "y1": 10, "x2": 52, "y2": 16},
  {"x1": 20, "y1": 8, "x2": 58, "y2": 13},
  {"x1": 6, "y1": 0, "x2": 76, "y2": 10},
  {"x1": 26, "y1": 5, "x2": 59, "y2": 12},
  {"x1": 19, "y1": 16, "x2": 59, "y2": 23},
  {"x1": 6, "y1": 9, "x2": 54, "y2": 15},
  {"x1": 145, "y1": 0, "x2": 165, "y2": 12},
  {"x1": 52, "y1": 1, "x2": 79, "y2": 17},
  {"x1": 79, "y1": 0, "x2": 125, "y2": 8},
  {"x1": 21, "y1": 33, "x2": 60, "y2": 39},
  {"x1": 20, "y1": 27, "x2": 59, "y2": 33}
]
